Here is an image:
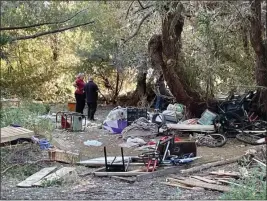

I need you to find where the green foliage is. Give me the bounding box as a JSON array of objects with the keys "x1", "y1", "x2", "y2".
[
  {"x1": 0, "y1": 102, "x2": 54, "y2": 134},
  {"x1": 220, "y1": 166, "x2": 267, "y2": 200}
]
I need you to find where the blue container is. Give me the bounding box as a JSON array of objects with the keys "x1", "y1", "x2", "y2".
[{"x1": 39, "y1": 139, "x2": 51, "y2": 150}]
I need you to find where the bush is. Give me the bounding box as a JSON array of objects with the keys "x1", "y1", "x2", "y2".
[
  {"x1": 220, "y1": 166, "x2": 267, "y2": 200},
  {"x1": 0, "y1": 101, "x2": 54, "y2": 134}
]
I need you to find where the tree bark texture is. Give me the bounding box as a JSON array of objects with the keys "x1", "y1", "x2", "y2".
[
  {"x1": 148, "y1": 3, "x2": 206, "y2": 117},
  {"x1": 250, "y1": 0, "x2": 267, "y2": 117}
]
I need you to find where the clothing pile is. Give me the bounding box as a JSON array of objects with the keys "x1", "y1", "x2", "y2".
[{"x1": 122, "y1": 117, "x2": 158, "y2": 140}]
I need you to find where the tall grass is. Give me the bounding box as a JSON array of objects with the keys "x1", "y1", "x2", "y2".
[
  {"x1": 220, "y1": 166, "x2": 267, "y2": 200},
  {"x1": 0, "y1": 101, "x2": 54, "y2": 134}
]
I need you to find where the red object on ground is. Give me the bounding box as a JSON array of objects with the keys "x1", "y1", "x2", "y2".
[
  {"x1": 147, "y1": 141, "x2": 156, "y2": 145},
  {"x1": 61, "y1": 116, "x2": 71, "y2": 129}
]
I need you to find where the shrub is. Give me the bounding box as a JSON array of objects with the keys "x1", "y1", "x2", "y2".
[{"x1": 220, "y1": 166, "x2": 267, "y2": 200}]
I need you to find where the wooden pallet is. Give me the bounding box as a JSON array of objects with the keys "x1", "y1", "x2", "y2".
[{"x1": 1, "y1": 126, "x2": 34, "y2": 143}]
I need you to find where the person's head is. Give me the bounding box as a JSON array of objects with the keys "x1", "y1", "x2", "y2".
[
  {"x1": 88, "y1": 76, "x2": 94, "y2": 82},
  {"x1": 77, "y1": 73, "x2": 84, "y2": 80}
]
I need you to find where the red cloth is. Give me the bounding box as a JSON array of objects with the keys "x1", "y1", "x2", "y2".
[{"x1": 75, "y1": 78, "x2": 85, "y2": 94}]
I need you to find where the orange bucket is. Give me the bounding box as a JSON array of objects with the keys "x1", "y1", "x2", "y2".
[{"x1": 68, "y1": 102, "x2": 76, "y2": 112}]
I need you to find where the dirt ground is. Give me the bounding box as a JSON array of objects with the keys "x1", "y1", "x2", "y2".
[{"x1": 0, "y1": 106, "x2": 254, "y2": 200}]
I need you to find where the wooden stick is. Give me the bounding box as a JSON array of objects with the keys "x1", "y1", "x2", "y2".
[
  {"x1": 209, "y1": 171, "x2": 240, "y2": 177},
  {"x1": 172, "y1": 178, "x2": 230, "y2": 192},
  {"x1": 191, "y1": 175, "x2": 218, "y2": 184},
  {"x1": 252, "y1": 158, "x2": 266, "y2": 167},
  {"x1": 161, "y1": 182, "x2": 195, "y2": 190},
  {"x1": 180, "y1": 155, "x2": 243, "y2": 174}
]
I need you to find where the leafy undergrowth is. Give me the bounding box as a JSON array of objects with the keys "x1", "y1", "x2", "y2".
[
  {"x1": 0, "y1": 101, "x2": 54, "y2": 134},
  {"x1": 220, "y1": 166, "x2": 267, "y2": 200},
  {"x1": 1, "y1": 143, "x2": 51, "y2": 180}
]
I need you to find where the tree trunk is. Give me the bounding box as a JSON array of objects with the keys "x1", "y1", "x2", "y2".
[
  {"x1": 250, "y1": 0, "x2": 267, "y2": 118},
  {"x1": 127, "y1": 71, "x2": 148, "y2": 106},
  {"x1": 148, "y1": 3, "x2": 206, "y2": 117}
]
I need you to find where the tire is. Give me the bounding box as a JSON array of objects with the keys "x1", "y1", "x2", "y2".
[
  {"x1": 196, "y1": 133, "x2": 227, "y2": 148},
  {"x1": 152, "y1": 113, "x2": 166, "y2": 128},
  {"x1": 236, "y1": 133, "x2": 262, "y2": 145}
]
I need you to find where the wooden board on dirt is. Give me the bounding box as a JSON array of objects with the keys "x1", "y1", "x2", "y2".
[
  {"x1": 17, "y1": 166, "x2": 57, "y2": 188},
  {"x1": 171, "y1": 177, "x2": 230, "y2": 192},
  {"x1": 1, "y1": 126, "x2": 34, "y2": 143},
  {"x1": 33, "y1": 167, "x2": 76, "y2": 187},
  {"x1": 93, "y1": 171, "x2": 147, "y2": 177},
  {"x1": 48, "y1": 149, "x2": 80, "y2": 164}
]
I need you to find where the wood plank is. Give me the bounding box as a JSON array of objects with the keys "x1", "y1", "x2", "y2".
[
  {"x1": 191, "y1": 176, "x2": 218, "y2": 184},
  {"x1": 1, "y1": 126, "x2": 34, "y2": 143},
  {"x1": 136, "y1": 166, "x2": 185, "y2": 181},
  {"x1": 172, "y1": 178, "x2": 230, "y2": 192},
  {"x1": 161, "y1": 182, "x2": 194, "y2": 190},
  {"x1": 180, "y1": 155, "x2": 243, "y2": 174},
  {"x1": 17, "y1": 166, "x2": 57, "y2": 188},
  {"x1": 93, "y1": 171, "x2": 148, "y2": 177},
  {"x1": 209, "y1": 171, "x2": 240, "y2": 177},
  {"x1": 33, "y1": 167, "x2": 76, "y2": 186}
]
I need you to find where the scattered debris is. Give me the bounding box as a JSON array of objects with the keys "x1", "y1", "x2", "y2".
[
  {"x1": 164, "y1": 177, "x2": 230, "y2": 192},
  {"x1": 83, "y1": 140, "x2": 102, "y2": 147}
]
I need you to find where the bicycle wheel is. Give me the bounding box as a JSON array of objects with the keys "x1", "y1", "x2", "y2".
[
  {"x1": 196, "y1": 133, "x2": 227, "y2": 148},
  {"x1": 236, "y1": 120, "x2": 267, "y2": 145},
  {"x1": 236, "y1": 133, "x2": 263, "y2": 145},
  {"x1": 152, "y1": 113, "x2": 166, "y2": 128}
]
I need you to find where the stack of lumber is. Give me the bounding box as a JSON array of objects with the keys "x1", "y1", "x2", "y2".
[{"x1": 162, "y1": 170, "x2": 243, "y2": 192}]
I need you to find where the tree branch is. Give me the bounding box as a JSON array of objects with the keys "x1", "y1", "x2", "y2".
[
  {"x1": 0, "y1": 7, "x2": 90, "y2": 31},
  {"x1": 122, "y1": 11, "x2": 154, "y2": 44},
  {"x1": 137, "y1": 0, "x2": 145, "y2": 9},
  {"x1": 133, "y1": 4, "x2": 153, "y2": 15},
  {"x1": 10, "y1": 21, "x2": 95, "y2": 42},
  {"x1": 125, "y1": 1, "x2": 135, "y2": 20}
]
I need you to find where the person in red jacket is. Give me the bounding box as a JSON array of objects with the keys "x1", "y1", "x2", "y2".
[{"x1": 73, "y1": 73, "x2": 85, "y2": 114}]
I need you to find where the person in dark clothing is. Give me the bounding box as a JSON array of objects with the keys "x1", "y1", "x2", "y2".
[
  {"x1": 155, "y1": 74, "x2": 171, "y2": 111},
  {"x1": 73, "y1": 73, "x2": 85, "y2": 114},
  {"x1": 84, "y1": 77, "x2": 99, "y2": 121}
]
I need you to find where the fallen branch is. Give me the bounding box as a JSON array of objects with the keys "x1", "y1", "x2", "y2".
[
  {"x1": 1, "y1": 159, "x2": 52, "y2": 174},
  {"x1": 252, "y1": 158, "x2": 266, "y2": 167},
  {"x1": 180, "y1": 155, "x2": 243, "y2": 174},
  {"x1": 0, "y1": 7, "x2": 91, "y2": 31},
  {"x1": 10, "y1": 21, "x2": 95, "y2": 42}
]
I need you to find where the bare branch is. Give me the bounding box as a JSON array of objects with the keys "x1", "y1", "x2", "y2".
[
  {"x1": 125, "y1": 1, "x2": 135, "y2": 20},
  {"x1": 133, "y1": 4, "x2": 153, "y2": 15},
  {"x1": 137, "y1": 0, "x2": 145, "y2": 9},
  {"x1": 10, "y1": 21, "x2": 95, "y2": 42},
  {"x1": 122, "y1": 11, "x2": 154, "y2": 44},
  {"x1": 0, "y1": 7, "x2": 90, "y2": 31}
]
